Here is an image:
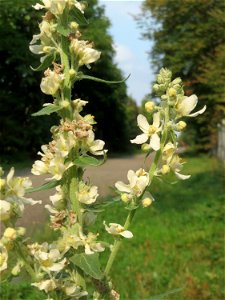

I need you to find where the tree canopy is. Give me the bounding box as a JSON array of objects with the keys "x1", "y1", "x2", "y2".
[
  {"x1": 139, "y1": 0, "x2": 225, "y2": 151},
  {"x1": 0, "y1": 0, "x2": 137, "y2": 160}
]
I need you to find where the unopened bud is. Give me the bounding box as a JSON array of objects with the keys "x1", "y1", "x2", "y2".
[
  {"x1": 172, "y1": 77, "x2": 182, "y2": 85},
  {"x1": 168, "y1": 87, "x2": 177, "y2": 97},
  {"x1": 17, "y1": 227, "x2": 26, "y2": 236},
  {"x1": 176, "y1": 121, "x2": 186, "y2": 131},
  {"x1": 3, "y1": 228, "x2": 17, "y2": 240},
  {"x1": 121, "y1": 193, "x2": 130, "y2": 203},
  {"x1": 161, "y1": 95, "x2": 168, "y2": 101},
  {"x1": 69, "y1": 69, "x2": 76, "y2": 77},
  {"x1": 145, "y1": 101, "x2": 155, "y2": 113},
  {"x1": 70, "y1": 21, "x2": 79, "y2": 30},
  {"x1": 142, "y1": 197, "x2": 153, "y2": 208},
  {"x1": 161, "y1": 164, "x2": 170, "y2": 174},
  {"x1": 60, "y1": 100, "x2": 70, "y2": 108},
  {"x1": 141, "y1": 143, "x2": 151, "y2": 152}
]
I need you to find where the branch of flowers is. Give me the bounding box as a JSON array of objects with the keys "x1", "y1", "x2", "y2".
[{"x1": 104, "y1": 121, "x2": 169, "y2": 279}]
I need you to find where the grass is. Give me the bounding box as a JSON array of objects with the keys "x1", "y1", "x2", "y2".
[{"x1": 1, "y1": 155, "x2": 224, "y2": 299}]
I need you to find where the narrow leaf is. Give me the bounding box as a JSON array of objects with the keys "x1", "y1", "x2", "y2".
[
  {"x1": 70, "y1": 253, "x2": 103, "y2": 280},
  {"x1": 70, "y1": 7, "x2": 88, "y2": 25},
  {"x1": 74, "y1": 155, "x2": 104, "y2": 167},
  {"x1": 77, "y1": 74, "x2": 130, "y2": 84},
  {"x1": 26, "y1": 180, "x2": 60, "y2": 194},
  {"x1": 30, "y1": 54, "x2": 54, "y2": 72},
  {"x1": 32, "y1": 104, "x2": 62, "y2": 117}
]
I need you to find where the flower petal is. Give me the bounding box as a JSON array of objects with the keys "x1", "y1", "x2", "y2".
[
  {"x1": 130, "y1": 133, "x2": 148, "y2": 144},
  {"x1": 188, "y1": 105, "x2": 206, "y2": 117},
  {"x1": 137, "y1": 114, "x2": 150, "y2": 133},
  {"x1": 150, "y1": 133, "x2": 160, "y2": 151},
  {"x1": 115, "y1": 181, "x2": 132, "y2": 193},
  {"x1": 178, "y1": 94, "x2": 198, "y2": 116},
  {"x1": 153, "y1": 112, "x2": 160, "y2": 128},
  {"x1": 175, "y1": 171, "x2": 191, "y2": 180},
  {"x1": 120, "y1": 230, "x2": 133, "y2": 238}
]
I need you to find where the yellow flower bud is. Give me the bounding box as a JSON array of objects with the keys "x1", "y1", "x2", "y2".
[
  {"x1": 142, "y1": 197, "x2": 153, "y2": 208},
  {"x1": 161, "y1": 164, "x2": 170, "y2": 174},
  {"x1": 145, "y1": 101, "x2": 155, "y2": 113},
  {"x1": 121, "y1": 193, "x2": 130, "y2": 203},
  {"x1": 3, "y1": 228, "x2": 17, "y2": 241},
  {"x1": 69, "y1": 69, "x2": 76, "y2": 77},
  {"x1": 70, "y1": 22, "x2": 79, "y2": 30},
  {"x1": 60, "y1": 100, "x2": 70, "y2": 108},
  {"x1": 141, "y1": 143, "x2": 151, "y2": 152},
  {"x1": 168, "y1": 87, "x2": 177, "y2": 97},
  {"x1": 176, "y1": 121, "x2": 187, "y2": 131}
]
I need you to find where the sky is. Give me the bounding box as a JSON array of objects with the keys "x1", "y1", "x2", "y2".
[{"x1": 99, "y1": 0, "x2": 154, "y2": 105}]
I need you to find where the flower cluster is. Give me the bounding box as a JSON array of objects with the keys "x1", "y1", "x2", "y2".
[
  {"x1": 0, "y1": 167, "x2": 41, "y2": 221},
  {"x1": 32, "y1": 99, "x2": 105, "y2": 180},
  {"x1": 130, "y1": 68, "x2": 206, "y2": 180}
]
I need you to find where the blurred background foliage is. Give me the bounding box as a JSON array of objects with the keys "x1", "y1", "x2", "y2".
[
  {"x1": 0, "y1": 0, "x2": 138, "y2": 161},
  {"x1": 0, "y1": 0, "x2": 224, "y2": 160},
  {"x1": 139, "y1": 0, "x2": 225, "y2": 152}
]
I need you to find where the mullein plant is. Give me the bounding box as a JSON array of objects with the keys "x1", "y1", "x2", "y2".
[{"x1": 0, "y1": 1, "x2": 206, "y2": 299}]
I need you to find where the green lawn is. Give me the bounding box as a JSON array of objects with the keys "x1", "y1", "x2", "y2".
[{"x1": 1, "y1": 155, "x2": 224, "y2": 299}]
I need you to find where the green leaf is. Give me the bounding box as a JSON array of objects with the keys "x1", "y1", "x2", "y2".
[
  {"x1": 30, "y1": 54, "x2": 54, "y2": 72},
  {"x1": 74, "y1": 154, "x2": 105, "y2": 167},
  {"x1": 70, "y1": 253, "x2": 103, "y2": 280},
  {"x1": 56, "y1": 23, "x2": 71, "y2": 37},
  {"x1": 26, "y1": 180, "x2": 60, "y2": 194},
  {"x1": 32, "y1": 104, "x2": 62, "y2": 117},
  {"x1": 70, "y1": 7, "x2": 88, "y2": 25},
  {"x1": 77, "y1": 73, "x2": 130, "y2": 84}
]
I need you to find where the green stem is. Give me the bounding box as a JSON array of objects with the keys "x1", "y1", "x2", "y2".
[{"x1": 69, "y1": 169, "x2": 83, "y2": 227}]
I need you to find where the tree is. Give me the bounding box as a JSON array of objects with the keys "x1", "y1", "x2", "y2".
[
  {"x1": 0, "y1": 0, "x2": 131, "y2": 160},
  {"x1": 138, "y1": 0, "x2": 225, "y2": 151}
]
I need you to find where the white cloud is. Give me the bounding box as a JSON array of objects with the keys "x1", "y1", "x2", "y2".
[{"x1": 113, "y1": 43, "x2": 134, "y2": 63}]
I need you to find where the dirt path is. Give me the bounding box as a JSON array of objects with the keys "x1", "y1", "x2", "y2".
[{"x1": 15, "y1": 154, "x2": 152, "y2": 228}]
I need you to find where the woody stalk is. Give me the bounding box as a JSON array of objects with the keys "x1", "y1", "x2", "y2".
[{"x1": 0, "y1": 1, "x2": 206, "y2": 299}]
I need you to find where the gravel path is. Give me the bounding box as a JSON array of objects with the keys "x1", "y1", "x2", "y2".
[{"x1": 15, "y1": 154, "x2": 153, "y2": 228}]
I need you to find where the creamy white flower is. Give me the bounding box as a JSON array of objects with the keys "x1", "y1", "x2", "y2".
[
  {"x1": 57, "y1": 232, "x2": 83, "y2": 253},
  {"x1": 48, "y1": 155, "x2": 73, "y2": 180},
  {"x1": 32, "y1": 160, "x2": 49, "y2": 175},
  {"x1": 131, "y1": 113, "x2": 161, "y2": 151},
  {"x1": 3, "y1": 168, "x2": 41, "y2": 215},
  {"x1": 0, "y1": 243, "x2": 8, "y2": 272},
  {"x1": 78, "y1": 182, "x2": 98, "y2": 205},
  {"x1": 70, "y1": 39, "x2": 101, "y2": 67},
  {"x1": 0, "y1": 200, "x2": 12, "y2": 221},
  {"x1": 31, "y1": 242, "x2": 66, "y2": 273},
  {"x1": 64, "y1": 283, "x2": 88, "y2": 298},
  {"x1": 32, "y1": 279, "x2": 57, "y2": 293},
  {"x1": 41, "y1": 70, "x2": 64, "y2": 95},
  {"x1": 54, "y1": 131, "x2": 76, "y2": 158},
  {"x1": 86, "y1": 131, "x2": 106, "y2": 155},
  {"x1": 79, "y1": 232, "x2": 105, "y2": 255},
  {"x1": 104, "y1": 222, "x2": 133, "y2": 239},
  {"x1": 176, "y1": 94, "x2": 206, "y2": 118},
  {"x1": 168, "y1": 154, "x2": 190, "y2": 180},
  {"x1": 115, "y1": 168, "x2": 149, "y2": 198}
]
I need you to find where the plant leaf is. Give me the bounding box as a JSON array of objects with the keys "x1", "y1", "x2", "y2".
[
  {"x1": 70, "y1": 7, "x2": 88, "y2": 25},
  {"x1": 70, "y1": 253, "x2": 103, "y2": 280},
  {"x1": 32, "y1": 104, "x2": 62, "y2": 117},
  {"x1": 31, "y1": 54, "x2": 54, "y2": 72},
  {"x1": 74, "y1": 155, "x2": 105, "y2": 167},
  {"x1": 77, "y1": 73, "x2": 130, "y2": 84},
  {"x1": 26, "y1": 180, "x2": 60, "y2": 194},
  {"x1": 56, "y1": 23, "x2": 71, "y2": 37}
]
